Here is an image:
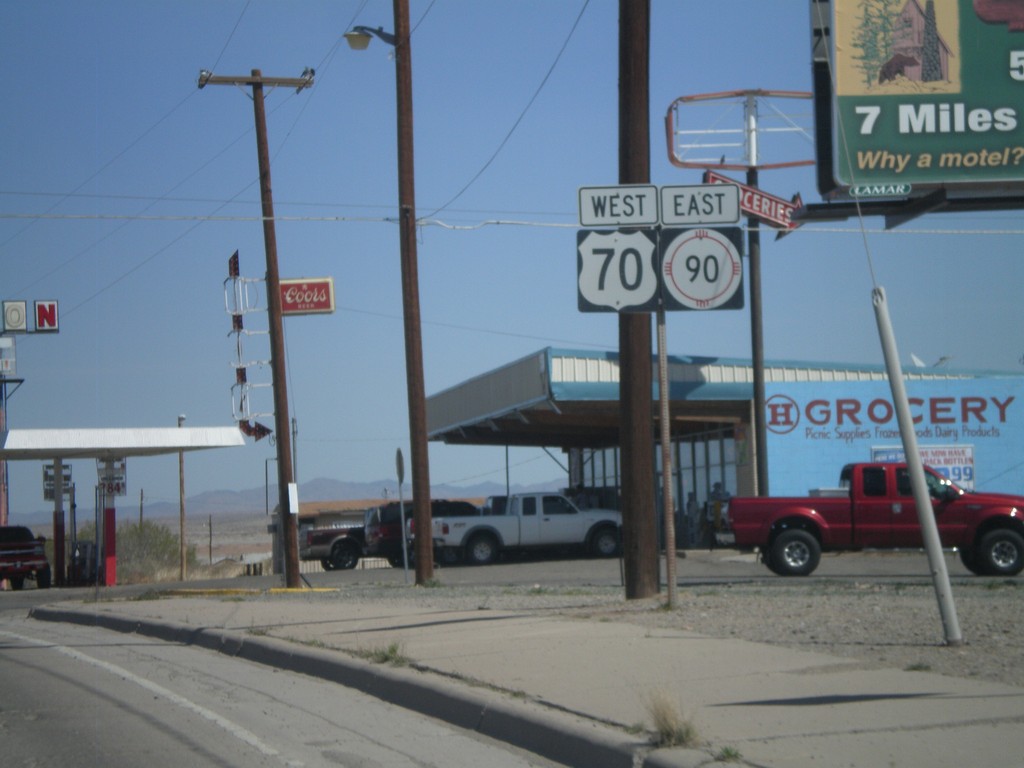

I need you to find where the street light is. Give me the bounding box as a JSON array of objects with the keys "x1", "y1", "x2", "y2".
[
  {"x1": 343, "y1": 26, "x2": 396, "y2": 49},
  {"x1": 178, "y1": 413, "x2": 186, "y2": 581},
  {"x1": 345, "y1": 6, "x2": 433, "y2": 584}
]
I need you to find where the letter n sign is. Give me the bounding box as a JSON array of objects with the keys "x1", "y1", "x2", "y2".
[{"x1": 35, "y1": 300, "x2": 59, "y2": 332}]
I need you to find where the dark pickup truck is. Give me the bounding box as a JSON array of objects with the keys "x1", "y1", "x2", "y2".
[
  {"x1": 0, "y1": 526, "x2": 52, "y2": 589},
  {"x1": 725, "y1": 463, "x2": 1024, "y2": 577},
  {"x1": 299, "y1": 521, "x2": 365, "y2": 571}
]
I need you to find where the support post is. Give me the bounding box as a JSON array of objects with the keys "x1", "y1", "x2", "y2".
[
  {"x1": 746, "y1": 167, "x2": 768, "y2": 495},
  {"x1": 872, "y1": 286, "x2": 962, "y2": 646},
  {"x1": 657, "y1": 305, "x2": 677, "y2": 607},
  {"x1": 618, "y1": 0, "x2": 658, "y2": 599},
  {"x1": 197, "y1": 68, "x2": 313, "y2": 588},
  {"x1": 391, "y1": 0, "x2": 433, "y2": 584}
]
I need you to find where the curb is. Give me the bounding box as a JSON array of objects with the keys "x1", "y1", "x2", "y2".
[{"x1": 29, "y1": 605, "x2": 711, "y2": 768}]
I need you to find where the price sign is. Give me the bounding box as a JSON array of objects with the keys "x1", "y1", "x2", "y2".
[
  {"x1": 97, "y1": 457, "x2": 127, "y2": 497},
  {"x1": 577, "y1": 229, "x2": 659, "y2": 312},
  {"x1": 660, "y1": 228, "x2": 744, "y2": 310}
]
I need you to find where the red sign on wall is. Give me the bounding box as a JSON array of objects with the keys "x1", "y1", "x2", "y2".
[
  {"x1": 703, "y1": 170, "x2": 801, "y2": 231},
  {"x1": 280, "y1": 278, "x2": 335, "y2": 316}
]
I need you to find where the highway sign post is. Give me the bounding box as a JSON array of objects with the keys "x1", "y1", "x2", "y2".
[
  {"x1": 577, "y1": 230, "x2": 660, "y2": 312},
  {"x1": 578, "y1": 185, "x2": 659, "y2": 227},
  {"x1": 576, "y1": 183, "x2": 744, "y2": 314},
  {"x1": 660, "y1": 184, "x2": 740, "y2": 226},
  {"x1": 660, "y1": 228, "x2": 744, "y2": 311}
]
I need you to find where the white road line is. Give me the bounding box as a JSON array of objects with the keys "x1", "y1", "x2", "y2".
[{"x1": 0, "y1": 628, "x2": 281, "y2": 759}]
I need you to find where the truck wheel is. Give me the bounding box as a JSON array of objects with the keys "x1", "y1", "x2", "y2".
[
  {"x1": 36, "y1": 566, "x2": 51, "y2": 589},
  {"x1": 438, "y1": 547, "x2": 462, "y2": 565},
  {"x1": 465, "y1": 533, "x2": 499, "y2": 566},
  {"x1": 769, "y1": 529, "x2": 820, "y2": 576},
  {"x1": 588, "y1": 526, "x2": 620, "y2": 557},
  {"x1": 976, "y1": 529, "x2": 1024, "y2": 576},
  {"x1": 330, "y1": 541, "x2": 360, "y2": 570},
  {"x1": 958, "y1": 547, "x2": 985, "y2": 576}
]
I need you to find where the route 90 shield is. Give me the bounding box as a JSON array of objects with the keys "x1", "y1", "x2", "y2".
[{"x1": 577, "y1": 227, "x2": 744, "y2": 313}]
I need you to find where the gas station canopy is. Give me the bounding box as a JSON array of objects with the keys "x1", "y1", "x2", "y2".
[{"x1": 0, "y1": 427, "x2": 245, "y2": 461}]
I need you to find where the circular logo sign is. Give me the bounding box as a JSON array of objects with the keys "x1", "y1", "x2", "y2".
[
  {"x1": 661, "y1": 229, "x2": 742, "y2": 310},
  {"x1": 766, "y1": 394, "x2": 800, "y2": 435}
]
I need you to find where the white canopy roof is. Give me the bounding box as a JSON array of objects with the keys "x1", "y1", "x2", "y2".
[{"x1": 0, "y1": 427, "x2": 245, "y2": 461}]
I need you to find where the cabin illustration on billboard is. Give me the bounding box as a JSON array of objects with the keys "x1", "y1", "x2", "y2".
[
  {"x1": 835, "y1": 0, "x2": 960, "y2": 95},
  {"x1": 883, "y1": 0, "x2": 953, "y2": 84}
]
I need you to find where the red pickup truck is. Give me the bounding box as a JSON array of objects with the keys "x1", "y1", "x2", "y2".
[
  {"x1": 724, "y1": 463, "x2": 1024, "y2": 577},
  {"x1": 0, "y1": 526, "x2": 52, "y2": 589}
]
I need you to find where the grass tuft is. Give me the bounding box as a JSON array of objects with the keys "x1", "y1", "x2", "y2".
[
  {"x1": 644, "y1": 690, "x2": 699, "y2": 748},
  {"x1": 355, "y1": 642, "x2": 410, "y2": 667},
  {"x1": 715, "y1": 745, "x2": 743, "y2": 762}
]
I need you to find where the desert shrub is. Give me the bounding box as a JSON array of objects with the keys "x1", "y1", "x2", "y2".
[{"x1": 77, "y1": 520, "x2": 197, "y2": 584}]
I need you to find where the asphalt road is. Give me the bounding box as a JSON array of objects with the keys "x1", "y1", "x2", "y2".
[{"x1": 0, "y1": 613, "x2": 569, "y2": 768}]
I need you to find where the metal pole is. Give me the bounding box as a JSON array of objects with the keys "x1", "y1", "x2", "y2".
[
  {"x1": 618, "y1": 0, "x2": 658, "y2": 600},
  {"x1": 291, "y1": 417, "x2": 298, "y2": 483},
  {"x1": 396, "y1": 448, "x2": 409, "y2": 583},
  {"x1": 178, "y1": 414, "x2": 186, "y2": 581},
  {"x1": 53, "y1": 457, "x2": 65, "y2": 586},
  {"x1": 392, "y1": 0, "x2": 433, "y2": 584},
  {"x1": 746, "y1": 167, "x2": 768, "y2": 495},
  {"x1": 657, "y1": 305, "x2": 677, "y2": 608},
  {"x1": 744, "y1": 94, "x2": 768, "y2": 496},
  {"x1": 872, "y1": 286, "x2": 962, "y2": 645},
  {"x1": 0, "y1": 381, "x2": 7, "y2": 529}
]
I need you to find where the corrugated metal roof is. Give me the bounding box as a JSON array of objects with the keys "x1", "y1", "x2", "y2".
[
  {"x1": 0, "y1": 427, "x2": 245, "y2": 460},
  {"x1": 546, "y1": 348, "x2": 983, "y2": 386},
  {"x1": 426, "y1": 347, "x2": 1011, "y2": 449}
]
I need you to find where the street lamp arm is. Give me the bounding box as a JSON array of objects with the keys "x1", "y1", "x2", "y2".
[{"x1": 345, "y1": 25, "x2": 397, "y2": 48}]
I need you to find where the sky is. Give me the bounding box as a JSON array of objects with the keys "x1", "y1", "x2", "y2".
[{"x1": 2, "y1": 0, "x2": 1022, "y2": 518}]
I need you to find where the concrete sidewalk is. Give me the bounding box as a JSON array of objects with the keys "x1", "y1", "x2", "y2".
[{"x1": 30, "y1": 585, "x2": 1024, "y2": 768}]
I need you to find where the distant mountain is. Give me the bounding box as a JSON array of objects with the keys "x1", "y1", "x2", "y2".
[{"x1": 14, "y1": 477, "x2": 564, "y2": 525}]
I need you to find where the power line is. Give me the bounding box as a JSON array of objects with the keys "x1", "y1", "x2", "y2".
[{"x1": 423, "y1": 0, "x2": 592, "y2": 219}]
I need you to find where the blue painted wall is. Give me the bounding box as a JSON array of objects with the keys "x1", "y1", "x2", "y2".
[{"x1": 765, "y1": 378, "x2": 1023, "y2": 495}]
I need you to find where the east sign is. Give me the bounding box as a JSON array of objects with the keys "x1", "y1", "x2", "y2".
[{"x1": 829, "y1": 0, "x2": 1024, "y2": 187}]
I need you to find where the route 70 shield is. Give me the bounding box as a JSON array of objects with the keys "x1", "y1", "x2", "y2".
[{"x1": 577, "y1": 229, "x2": 659, "y2": 312}]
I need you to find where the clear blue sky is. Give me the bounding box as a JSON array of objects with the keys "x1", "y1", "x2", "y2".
[{"x1": 2, "y1": 1, "x2": 1021, "y2": 517}]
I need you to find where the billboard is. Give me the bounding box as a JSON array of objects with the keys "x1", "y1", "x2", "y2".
[
  {"x1": 764, "y1": 377, "x2": 1023, "y2": 495},
  {"x1": 828, "y1": 0, "x2": 1024, "y2": 189}
]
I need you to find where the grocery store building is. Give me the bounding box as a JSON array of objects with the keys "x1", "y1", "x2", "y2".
[{"x1": 426, "y1": 348, "x2": 1024, "y2": 547}]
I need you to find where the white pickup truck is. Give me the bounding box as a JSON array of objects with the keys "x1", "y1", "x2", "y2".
[{"x1": 426, "y1": 493, "x2": 622, "y2": 566}]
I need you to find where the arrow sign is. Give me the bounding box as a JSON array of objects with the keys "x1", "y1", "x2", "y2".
[{"x1": 703, "y1": 170, "x2": 801, "y2": 231}]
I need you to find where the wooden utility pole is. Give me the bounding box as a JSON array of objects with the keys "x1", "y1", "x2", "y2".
[
  {"x1": 198, "y1": 68, "x2": 313, "y2": 589},
  {"x1": 619, "y1": 0, "x2": 659, "y2": 599},
  {"x1": 391, "y1": 0, "x2": 433, "y2": 585}
]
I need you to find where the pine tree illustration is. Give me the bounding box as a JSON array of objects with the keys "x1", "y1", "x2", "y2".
[{"x1": 921, "y1": 0, "x2": 943, "y2": 81}]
